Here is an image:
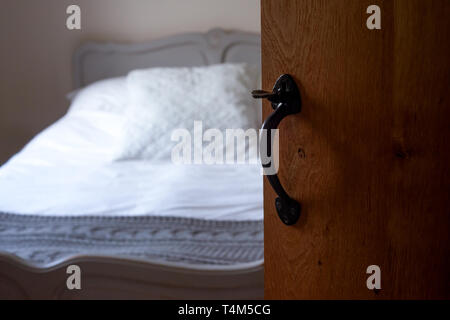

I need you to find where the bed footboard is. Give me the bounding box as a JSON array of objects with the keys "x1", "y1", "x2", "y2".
[{"x1": 0, "y1": 253, "x2": 263, "y2": 300}]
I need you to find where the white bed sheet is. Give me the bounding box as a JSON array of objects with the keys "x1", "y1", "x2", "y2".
[{"x1": 0, "y1": 161, "x2": 263, "y2": 220}]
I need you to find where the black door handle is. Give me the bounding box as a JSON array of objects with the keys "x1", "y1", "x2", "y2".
[{"x1": 252, "y1": 74, "x2": 302, "y2": 225}]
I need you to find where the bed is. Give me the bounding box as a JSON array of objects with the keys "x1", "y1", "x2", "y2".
[{"x1": 0, "y1": 28, "x2": 263, "y2": 299}]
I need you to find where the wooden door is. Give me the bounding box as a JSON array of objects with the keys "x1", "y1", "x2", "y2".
[{"x1": 262, "y1": 0, "x2": 450, "y2": 299}]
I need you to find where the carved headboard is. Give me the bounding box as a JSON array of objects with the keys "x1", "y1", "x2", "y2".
[{"x1": 73, "y1": 28, "x2": 261, "y2": 89}]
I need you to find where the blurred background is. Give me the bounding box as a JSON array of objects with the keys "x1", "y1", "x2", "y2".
[{"x1": 0, "y1": 0, "x2": 260, "y2": 164}]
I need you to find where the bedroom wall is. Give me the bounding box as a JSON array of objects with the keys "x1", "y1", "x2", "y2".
[{"x1": 0, "y1": 0, "x2": 261, "y2": 165}]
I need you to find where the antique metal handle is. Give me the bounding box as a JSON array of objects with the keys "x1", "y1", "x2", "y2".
[{"x1": 252, "y1": 74, "x2": 302, "y2": 225}]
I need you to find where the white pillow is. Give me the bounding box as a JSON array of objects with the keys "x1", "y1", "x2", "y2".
[
  {"x1": 4, "y1": 77, "x2": 129, "y2": 168},
  {"x1": 5, "y1": 110, "x2": 125, "y2": 168},
  {"x1": 68, "y1": 77, "x2": 128, "y2": 115},
  {"x1": 118, "y1": 63, "x2": 260, "y2": 161}
]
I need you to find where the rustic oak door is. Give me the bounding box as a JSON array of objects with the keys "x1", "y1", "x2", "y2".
[{"x1": 262, "y1": 0, "x2": 450, "y2": 299}]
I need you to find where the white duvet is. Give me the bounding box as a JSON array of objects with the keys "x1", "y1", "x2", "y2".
[
  {"x1": 0, "y1": 161, "x2": 262, "y2": 220},
  {"x1": 0, "y1": 113, "x2": 263, "y2": 220}
]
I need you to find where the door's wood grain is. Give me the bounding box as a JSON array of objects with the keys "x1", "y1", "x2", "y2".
[{"x1": 262, "y1": 0, "x2": 450, "y2": 299}]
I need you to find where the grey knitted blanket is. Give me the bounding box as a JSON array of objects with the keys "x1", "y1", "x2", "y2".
[{"x1": 0, "y1": 213, "x2": 263, "y2": 266}]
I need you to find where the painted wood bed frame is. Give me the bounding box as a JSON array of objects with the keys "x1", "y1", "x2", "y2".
[{"x1": 0, "y1": 28, "x2": 263, "y2": 300}]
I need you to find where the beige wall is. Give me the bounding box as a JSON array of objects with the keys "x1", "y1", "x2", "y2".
[{"x1": 0, "y1": 0, "x2": 260, "y2": 164}]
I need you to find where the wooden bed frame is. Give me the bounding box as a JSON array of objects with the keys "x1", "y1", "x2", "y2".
[{"x1": 0, "y1": 28, "x2": 263, "y2": 300}]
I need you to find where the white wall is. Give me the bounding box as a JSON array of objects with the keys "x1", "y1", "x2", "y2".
[{"x1": 0, "y1": 0, "x2": 260, "y2": 163}]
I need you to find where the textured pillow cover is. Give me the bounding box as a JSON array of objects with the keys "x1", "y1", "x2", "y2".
[{"x1": 118, "y1": 63, "x2": 260, "y2": 161}]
